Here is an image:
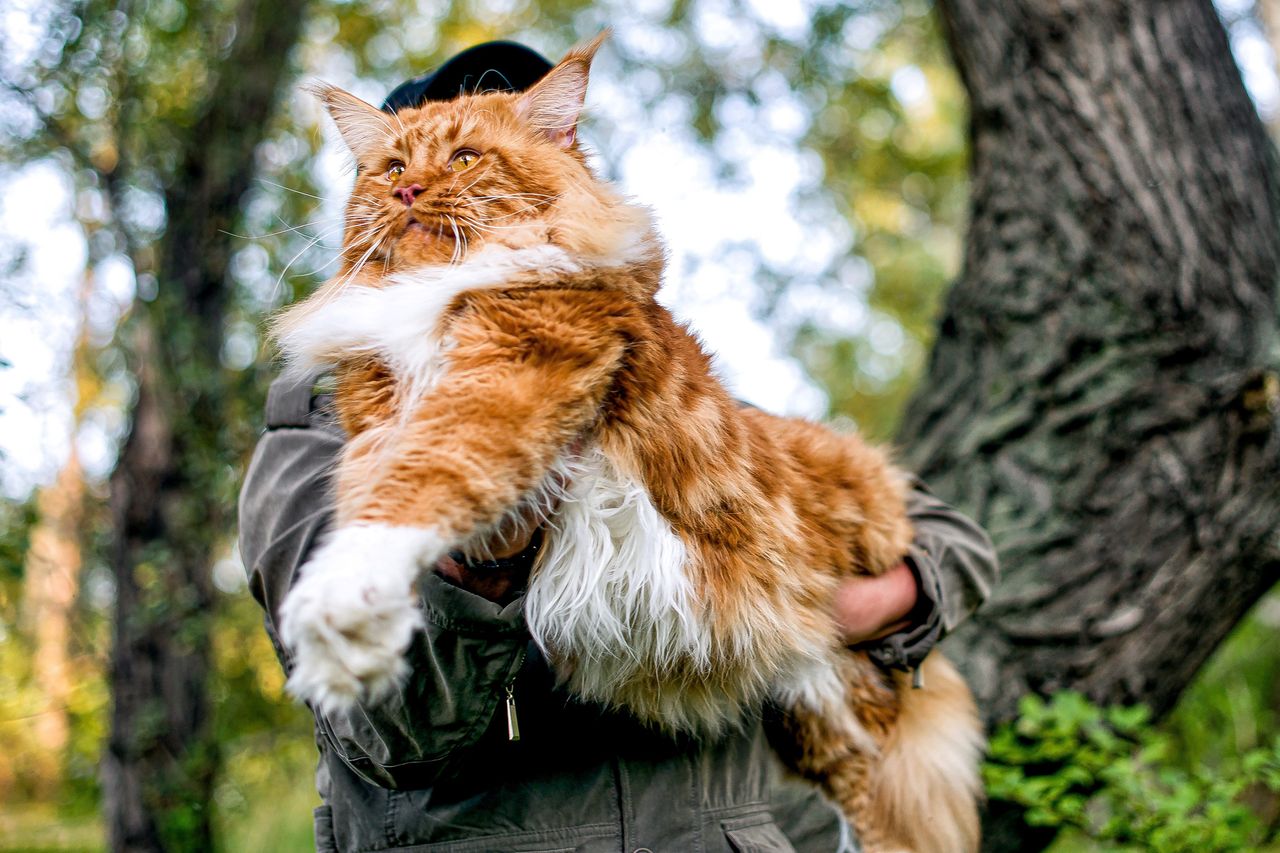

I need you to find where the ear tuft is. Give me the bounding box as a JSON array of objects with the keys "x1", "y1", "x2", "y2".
[
  {"x1": 516, "y1": 30, "x2": 610, "y2": 149},
  {"x1": 310, "y1": 82, "x2": 394, "y2": 162}
]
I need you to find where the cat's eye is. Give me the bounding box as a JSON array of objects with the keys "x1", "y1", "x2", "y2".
[
  {"x1": 448, "y1": 150, "x2": 480, "y2": 172},
  {"x1": 386, "y1": 162, "x2": 405, "y2": 181}
]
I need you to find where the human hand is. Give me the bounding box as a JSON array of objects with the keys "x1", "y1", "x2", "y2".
[
  {"x1": 433, "y1": 511, "x2": 541, "y2": 603},
  {"x1": 434, "y1": 549, "x2": 531, "y2": 602},
  {"x1": 834, "y1": 560, "x2": 919, "y2": 645}
]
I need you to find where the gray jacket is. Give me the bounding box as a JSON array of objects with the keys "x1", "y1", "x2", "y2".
[{"x1": 238, "y1": 372, "x2": 998, "y2": 853}]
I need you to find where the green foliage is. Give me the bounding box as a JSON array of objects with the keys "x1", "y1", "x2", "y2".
[
  {"x1": 208, "y1": 592, "x2": 316, "y2": 850},
  {"x1": 1167, "y1": 589, "x2": 1280, "y2": 777},
  {"x1": 587, "y1": 0, "x2": 969, "y2": 437},
  {"x1": 0, "y1": 498, "x2": 36, "y2": 583},
  {"x1": 0, "y1": 534, "x2": 108, "y2": 828},
  {"x1": 793, "y1": 1, "x2": 968, "y2": 437},
  {"x1": 986, "y1": 690, "x2": 1280, "y2": 852}
]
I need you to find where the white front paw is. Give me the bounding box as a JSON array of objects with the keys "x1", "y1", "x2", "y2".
[{"x1": 279, "y1": 524, "x2": 443, "y2": 714}]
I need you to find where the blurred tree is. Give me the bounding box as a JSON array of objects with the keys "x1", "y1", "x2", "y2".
[
  {"x1": 0, "y1": 0, "x2": 600, "y2": 846},
  {"x1": 94, "y1": 1, "x2": 313, "y2": 848},
  {"x1": 1261, "y1": 0, "x2": 1280, "y2": 80},
  {"x1": 17, "y1": 268, "x2": 99, "y2": 798},
  {"x1": 593, "y1": 0, "x2": 970, "y2": 438},
  {"x1": 2, "y1": 0, "x2": 313, "y2": 846},
  {"x1": 896, "y1": 0, "x2": 1280, "y2": 849},
  {"x1": 20, "y1": 449, "x2": 84, "y2": 791}
]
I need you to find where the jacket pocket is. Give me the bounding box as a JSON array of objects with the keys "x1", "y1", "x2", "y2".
[
  {"x1": 721, "y1": 813, "x2": 797, "y2": 853},
  {"x1": 314, "y1": 576, "x2": 529, "y2": 790},
  {"x1": 314, "y1": 804, "x2": 338, "y2": 853},
  {"x1": 379, "y1": 824, "x2": 616, "y2": 852}
]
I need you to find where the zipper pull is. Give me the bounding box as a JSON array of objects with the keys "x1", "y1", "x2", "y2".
[{"x1": 505, "y1": 684, "x2": 521, "y2": 742}]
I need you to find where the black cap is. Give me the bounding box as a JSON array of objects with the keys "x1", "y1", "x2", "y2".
[{"x1": 380, "y1": 41, "x2": 553, "y2": 112}]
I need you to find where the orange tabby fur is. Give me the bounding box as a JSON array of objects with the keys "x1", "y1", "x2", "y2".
[{"x1": 273, "y1": 33, "x2": 983, "y2": 853}]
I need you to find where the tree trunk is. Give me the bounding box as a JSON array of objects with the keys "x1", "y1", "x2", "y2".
[
  {"x1": 21, "y1": 451, "x2": 85, "y2": 788},
  {"x1": 22, "y1": 265, "x2": 100, "y2": 793},
  {"x1": 101, "y1": 0, "x2": 310, "y2": 848},
  {"x1": 899, "y1": 0, "x2": 1280, "y2": 845}
]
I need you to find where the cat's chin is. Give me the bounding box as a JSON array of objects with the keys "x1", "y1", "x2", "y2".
[
  {"x1": 394, "y1": 222, "x2": 462, "y2": 266},
  {"x1": 403, "y1": 217, "x2": 451, "y2": 238}
]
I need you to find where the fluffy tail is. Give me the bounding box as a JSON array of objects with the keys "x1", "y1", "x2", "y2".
[{"x1": 869, "y1": 653, "x2": 984, "y2": 853}]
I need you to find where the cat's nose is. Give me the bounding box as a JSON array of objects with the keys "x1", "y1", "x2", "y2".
[{"x1": 395, "y1": 184, "x2": 424, "y2": 206}]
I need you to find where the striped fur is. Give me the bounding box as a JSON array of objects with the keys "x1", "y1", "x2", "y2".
[{"x1": 272, "y1": 34, "x2": 983, "y2": 853}]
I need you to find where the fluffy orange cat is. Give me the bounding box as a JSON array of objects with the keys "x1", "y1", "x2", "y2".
[{"x1": 272, "y1": 34, "x2": 983, "y2": 853}]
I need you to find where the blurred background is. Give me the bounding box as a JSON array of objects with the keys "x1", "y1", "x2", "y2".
[{"x1": 0, "y1": 0, "x2": 1277, "y2": 850}]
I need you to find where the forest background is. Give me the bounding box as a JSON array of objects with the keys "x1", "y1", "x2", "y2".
[{"x1": 0, "y1": 0, "x2": 1278, "y2": 850}]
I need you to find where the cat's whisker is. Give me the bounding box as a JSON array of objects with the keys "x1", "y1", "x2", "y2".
[
  {"x1": 340, "y1": 219, "x2": 387, "y2": 252},
  {"x1": 453, "y1": 211, "x2": 549, "y2": 230},
  {"x1": 342, "y1": 222, "x2": 382, "y2": 242},
  {"x1": 460, "y1": 220, "x2": 542, "y2": 234},
  {"x1": 452, "y1": 172, "x2": 488, "y2": 197},
  {"x1": 453, "y1": 213, "x2": 468, "y2": 263},
  {"x1": 341, "y1": 242, "x2": 381, "y2": 290},
  {"x1": 269, "y1": 227, "x2": 336, "y2": 302},
  {"x1": 256, "y1": 178, "x2": 326, "y2": 202},
  {"x1": 374, "y1": 109, "x2": 402, "y2": 140},
  {"x1": 466, "y1": 192, "x2": 558, "y2": 201},
  {"x1": 324, "y1": 239, "x2": 382, "y2": 299},
  {"x1": 461, "y1": 202, "x2": 557, "y2": 225},
  {"x1": 455, "y1": 213, "x2": 539, "y2": 233},
  {"x1": 457, "y1": 196, "x2": 559, "y2": 209},
  {"x1": 446, "y1": 169, "x2": 469, "y2": 193},
  {"x1": 456, "y1": 216, "x2": 468, "y2": 265},
  {"x1": 481, "y1": 200, "x2": 558, "y2": 217},
  {"x1": 456, "y1": 195, "x2": 560, "y2": 213},
  {"x1": 221, "y1": 214, "x2": 347, "y2": 242},
  {"x1": 345, "y1": 211, "x2": 387, "y2": 237},
  {"x1": 293, "y1": 253, "x2": 344, "y2": 279}
]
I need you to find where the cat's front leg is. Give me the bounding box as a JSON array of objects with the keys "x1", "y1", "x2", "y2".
[{"x1": 278, "y1": 524, "x2": 445, "y2": 713}]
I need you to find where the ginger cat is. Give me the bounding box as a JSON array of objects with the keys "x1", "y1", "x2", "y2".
[{"x1": 272, "y1": 34, "x2": 983, "y2": 853}]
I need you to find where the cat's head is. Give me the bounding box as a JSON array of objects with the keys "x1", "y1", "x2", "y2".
[{"x1": 315, "y1": 31, "x2": 657, "y2": 283}]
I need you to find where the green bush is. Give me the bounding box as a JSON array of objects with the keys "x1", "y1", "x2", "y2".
[{"x1": 984, "y1": 691, "x2": 1280, "y2": 852}]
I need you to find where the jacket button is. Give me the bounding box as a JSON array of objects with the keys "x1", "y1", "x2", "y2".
[{"x1": 632, "y1": 849, "x2": 654, "y2": 853}]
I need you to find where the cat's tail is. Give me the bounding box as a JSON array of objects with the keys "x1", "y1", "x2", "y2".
[{"x1": 869, "y1": 653, "x2": 984, "y2": 853}]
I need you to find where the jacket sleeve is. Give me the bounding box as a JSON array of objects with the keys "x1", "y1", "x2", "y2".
[
  {"x1": 865, "y1": 477, "x2": 999, "y2": 672},
  {"x1": 237, "y1": 371, "x2": 528, "y2": 789}
]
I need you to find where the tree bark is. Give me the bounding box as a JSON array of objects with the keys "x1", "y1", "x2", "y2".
[
  {"x1": 899, "y1": 0, "x2": 1280, "y2": 844},
  {"x1": 22, "y1": 265, "x2": 100, "y2": 792},
  {"x1": 102, "y1": 0, "x2": 310, "y2": 848},
  {"x1": 21, "y1": 451, "x2": 85, "y2": 788}
]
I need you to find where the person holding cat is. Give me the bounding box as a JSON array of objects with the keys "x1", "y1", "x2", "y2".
[{"x1": 239, "y1": 39, "x2": 997, "y2": 853}]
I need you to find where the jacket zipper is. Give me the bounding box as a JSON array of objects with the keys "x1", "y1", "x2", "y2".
[
  {"x1": 505, "y1": 683, "x2": 521, "y2": 741},
  {"x1": 504, "y1": 648, "x2": 527, "y2": 742}
]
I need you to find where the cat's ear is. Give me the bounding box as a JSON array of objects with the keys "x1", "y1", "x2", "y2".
[
  {"x1": 516, "y1": 30, "x2": 609, "y2": 148},
  {"x1": 311, "y1": 83, "x2": 393, "y2": 162}
]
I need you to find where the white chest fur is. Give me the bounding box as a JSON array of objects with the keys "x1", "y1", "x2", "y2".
[
  {"x1": 524, "y1": 449, "x2": 709, "y2": 690},
  {"x1": 273, "y1": 243, "x2": 582, "y2": 397}
]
